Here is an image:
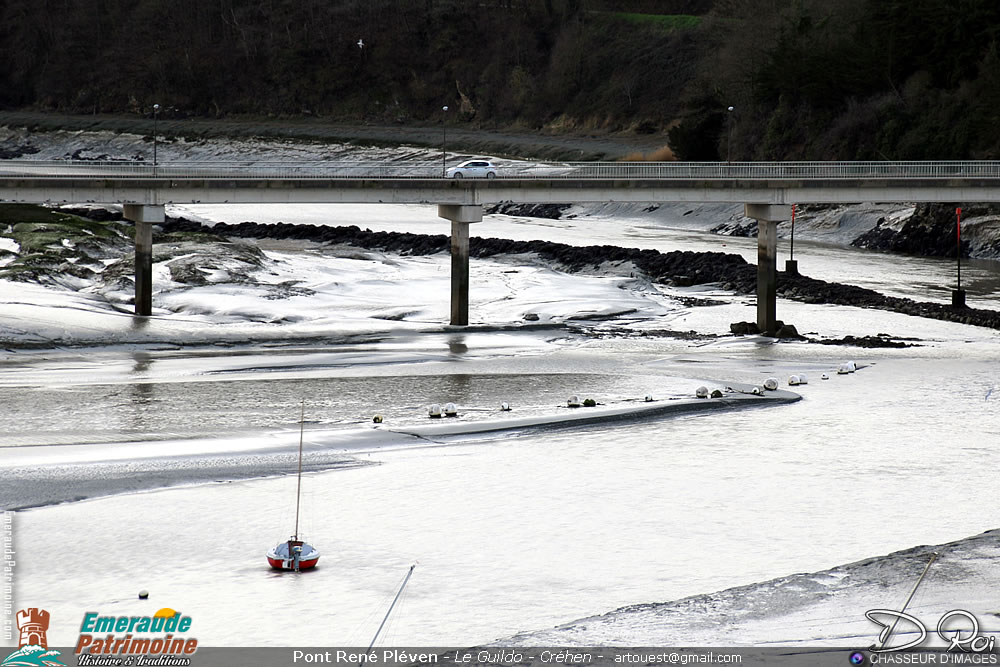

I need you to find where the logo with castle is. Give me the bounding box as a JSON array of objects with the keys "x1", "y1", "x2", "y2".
[{"x1": 2, "y1": 608, "x2": 64, "y2": 667}]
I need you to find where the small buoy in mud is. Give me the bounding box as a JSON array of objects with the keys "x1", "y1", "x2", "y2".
[
  {"x1": 567, "y1": 395, "x2": 582, "y2": 408},
  {"x1": 797, "y1": 373, "x2": 808, "y2": 384},
  {"x1": 788, "y1": 375, "x2": 801, "y2": 386},
  {"x1": 500, "y1": 402, "x2": 511, "y2": 411},
  {"x1": 372, "y1": 414, "x2": 384, "y2": 424},
  {"x1": 444, "y1": 402, "x2": 458, "y2": 417},
  {"x1": 763, "y1": 377, "x2": 779, "y2": 391},
  {"x1": 695, "y1": 386, "x2": 709, "y2": 398},
  {"x1": 846, "y1": 361, "x2": 857, "y2": 373},
  {"x1": 837, "y1": 363, "x2": 851, "y2": 375},
  {"x1": 710, "y1": 389, "x2": 724, "y2": 398},
  {"x1": 751, "y1": 386, "x2": 763, "y2": 395},
  {"x1": 583, "y1": 398, "x2": 597, "y2": 407},
  {"x1": 138, "y1": 590, "x2": 149, "y2": 600},
  {"x1": 428, "y1": 403, "x2": 443, "y2": 418},
  {"x1": 821, "y1": 373, "x2": 830, "y2": 380},
  {"x1": 644, "y1": 394, "x2": 654, "y2": 402}
]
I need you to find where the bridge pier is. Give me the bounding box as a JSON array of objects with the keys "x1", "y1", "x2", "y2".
[
  {"x1": 122, "y1": 204, "x2": 164, "y2": 317},
  {"x1": 438, "y1": 204, "x2": 483, "y2": 326},
  {"x1": 745, "y1": 203, "x2": 791, "y2": 336}
]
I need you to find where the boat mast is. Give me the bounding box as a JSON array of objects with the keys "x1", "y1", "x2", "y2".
[
  {"x1": 881, "y1": 552, "x2": 938, "y2": 650},
  {"x1": 366, "y1": 564, "x2": 416, "y2": 654},
  {"x1": 294, "y1": 401, "x2": 305, "y2": 541}
]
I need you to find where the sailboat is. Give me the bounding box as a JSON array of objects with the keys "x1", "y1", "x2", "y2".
[{"x1": 267, "y1": 403, "x2": 320, "y2": 571}]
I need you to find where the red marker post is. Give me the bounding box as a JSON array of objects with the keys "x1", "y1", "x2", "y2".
[
  {"x1": 785, "y1": 204, "x2": 798, "y2": 275},
  {"x1": 953, "y1": 207, "x2": 966, "y2": 308}
]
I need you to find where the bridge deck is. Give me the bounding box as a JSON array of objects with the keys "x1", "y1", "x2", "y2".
[
  {"x1": 1, "y1": 160, "x2": 982, "y2": 334},
  {"x1": 2, "y1": 161, "x2": 1000, "y2": 205}
]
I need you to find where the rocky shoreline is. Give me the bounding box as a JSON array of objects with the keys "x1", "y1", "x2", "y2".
[
  {"x1": 8, "y1": 202, "x2": 998, "y2": 337},
  {"x1": 156, "y1": 217, "x2": 1000, "y2": 331},
  {"x1": 497, "y1": 201, "x2": 1000, "y2": 262},
  {"x1": 0, "y1": 110, "x2": 663, "y2": 162},
  {"x1": 850, "y1": 203, "x2": 1000, "y2": 259}
]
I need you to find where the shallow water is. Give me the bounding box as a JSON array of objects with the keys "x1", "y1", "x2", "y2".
[{"x1": 7, "y1": 340, "x2": 1000, "y2": 646}]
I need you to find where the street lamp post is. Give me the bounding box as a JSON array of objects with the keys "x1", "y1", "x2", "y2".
[
  {"x1": 726, "y1": 106, "x2": 734, "y2": 163},
  {"x1": 442, "y1": 105, "x2": 449, "y2": 177},
  {"x1": 152, "y1": 104, "x2": 160, "y2": 170}
]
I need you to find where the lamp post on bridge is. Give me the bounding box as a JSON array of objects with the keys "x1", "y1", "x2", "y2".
[
  {"x1": 442, "y1": 105, "x2": 449, "y2": 177},
  {"x1": 152, "y1": 104, "x2": 160, "y2": 171},
  {"x1": 726, "y1": 106, "x2": 734, "y2": 163}
]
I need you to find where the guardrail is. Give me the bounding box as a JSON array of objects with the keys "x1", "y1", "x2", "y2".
[{"x1": 2, "y1": 160, "x2": 1000, "y2": 180}]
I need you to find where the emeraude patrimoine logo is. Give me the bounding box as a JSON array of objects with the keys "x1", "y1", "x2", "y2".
[
  {"x1": 75, "y1": 608, "x2": 198, "y2": 660},
  {"x1": 2, "y1": 607, "x2": 65, "y2": 667}
]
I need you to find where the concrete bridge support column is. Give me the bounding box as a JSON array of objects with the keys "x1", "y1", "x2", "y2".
[
  {"x1": 745, "y1": 203, "x2": 791, "y2": 336},
  {"x1": 438, "y1": 204, "x2": 483, "y2": 326},
  {"x1": 123, "y1": 204, "x2": 164, "y2": 317}
]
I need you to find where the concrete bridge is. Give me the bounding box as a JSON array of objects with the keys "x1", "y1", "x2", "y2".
[{"x1": 3, "y1": 160, "x2": 999, "y2": 334}]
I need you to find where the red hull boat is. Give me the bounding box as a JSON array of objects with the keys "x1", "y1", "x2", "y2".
[
  {"x1": 267, "y1": 539, "x2": 320, "y2": 571},
  {"x1": 267, "y1": 404, "x2": 320, "y2": 572}
]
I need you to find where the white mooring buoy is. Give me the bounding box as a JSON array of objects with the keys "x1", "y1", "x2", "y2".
[{"x1": 428, "y1": 403, "x2": 442, "y2": 418}]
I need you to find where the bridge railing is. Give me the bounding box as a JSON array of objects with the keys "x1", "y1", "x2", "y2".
[
  {"x1": 515, "y1": 161, "x2": 1000, "y2": 179},
  {"x1": 2, "y1": 160, "x2": 1000, "y2": 180},
  {"x1": 0, "y1": 160, "x2": 447, "y2": 179}
]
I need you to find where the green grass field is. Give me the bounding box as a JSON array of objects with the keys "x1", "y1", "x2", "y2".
[{"x1": 610, "y1": 13, "x2": 702, "y2": 31}]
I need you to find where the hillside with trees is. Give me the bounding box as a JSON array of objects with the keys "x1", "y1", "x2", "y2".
[{"x1": 1, "y1": 0, "x2": 999, "y2": 160}]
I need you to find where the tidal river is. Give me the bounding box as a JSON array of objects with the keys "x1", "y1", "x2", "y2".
[{"x1": 3, "y1": 204, "x2": 999, "y2": 647}]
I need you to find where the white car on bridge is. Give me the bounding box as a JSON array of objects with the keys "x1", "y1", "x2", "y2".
[{"x1": 445, "y1": 160, "x2": 498, "y2": 179}]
